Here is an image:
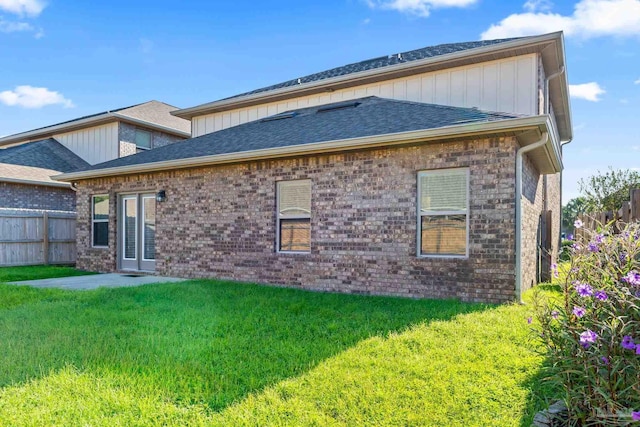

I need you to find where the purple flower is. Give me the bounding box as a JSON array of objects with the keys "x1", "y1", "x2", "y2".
[
  {"x1": 551, "y1": 263, "x2": 559, "y2": 278},
  {"x1": 571, "y1": 243, "x2": 582, "y2": 251},
  {"x1": 576, "y1": 282, "x2": 594, "y2": 297},
  {"x1": 620, "y1": 252, "x2": 628, "y2": 263},
  {"x1": 595, "y1": 290, "x2": 608, "y2": 301},
  {"x1": 622, "y1": 271, "x2": 640, "y2": 286},
  {"x1": 621, "y1": 335, "x2": 636, "y2": 350},
  {"x1": 551, "y1": 310, "x2": 559, "y2": 319},
  {"x1": 594, "y1": 233, "x2": 605, "y2": 243},
  {"x1": 633, "y1": 411, "x2": 640, "y2": 421},
  {"x1": 527, "y1": 317, "x2": 532, "y2": 324},
  {"x1": 574, "y1": 219, "x2": 584, "y2": 229},
  {"x1": 588, "y1": 242, "x2": 599, "y2": 252},
  {"x1": 580, "y1": 329, "x2": 598, "y2": 348},
  {"x1": 567, "y1": 233, "x2": 574, "y2": 241},
  {"x1": 601, "y1": 356, "x2": 610, "y2": 365},
  {"x1": 636, "y1": 345, "x2": 640, "y2": 355},
  {"x1": 573, "y1": 306, "x2": 586, "y2": 318}
]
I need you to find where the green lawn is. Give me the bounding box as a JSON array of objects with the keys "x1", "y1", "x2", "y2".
[
  {"x1": 0, "y1": 265, "x2": 95, "y2": 282},
  {"x1": 0, "y1": 267, "x2": 556, "y2": 426}
]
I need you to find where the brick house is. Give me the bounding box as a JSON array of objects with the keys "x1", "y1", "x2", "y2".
[
  {"x1": 0, "y1": 101, "x2": 190, "y2": 211},
  {"x1": 57, "y1": 32, "x2": 572, "y2": 303}
]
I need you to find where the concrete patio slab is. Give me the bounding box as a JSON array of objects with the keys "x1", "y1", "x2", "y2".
[{"x1": 7, "y1": 273, "x2": 187, "y2": 290}]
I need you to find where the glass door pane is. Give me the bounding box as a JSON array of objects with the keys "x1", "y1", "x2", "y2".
[
  {"x1": 123, "y1": 197, "x2": 137, "y2": 260},
  {"x1": 142, "y1": 196, "x2": 156, "y2": 261}
]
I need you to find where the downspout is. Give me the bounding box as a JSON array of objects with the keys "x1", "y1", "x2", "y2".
[
  {"x1": 515, "y1": 132, "x2": 548, "y2": 303},
  {"x1": 545, "y1": 66, "x2": 564, "y2": 114}
]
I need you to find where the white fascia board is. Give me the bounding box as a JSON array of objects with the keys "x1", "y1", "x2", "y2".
[
  {"x1": 55, "y1": 115, "x2": 551, "y2": 182},
  {"x1": 0, "y1": 177, "x2": 72, "y2": 188},
  {"x1": 173, "y1": 32, "x2": 564, "y2": 119}
]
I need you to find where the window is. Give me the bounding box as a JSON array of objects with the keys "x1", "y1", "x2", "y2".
[
  {"x1": 277, "y1": 180, "x2": 311, "y2": 253},
  {"x1": 418, "y1": 168, "x2": 469, "y2": 257},
  {"x1": 135, "y1": 129, "x2": 152, "y2": 149},
  {"x1": 92, "y1": 195, "x2": 109, "y2": 248}
]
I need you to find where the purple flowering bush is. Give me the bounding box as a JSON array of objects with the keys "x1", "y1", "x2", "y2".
[{"x1": 535, "y1": 221, "x2": 640, "y2": 425}]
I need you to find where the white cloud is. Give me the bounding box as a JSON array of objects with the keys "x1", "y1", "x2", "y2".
[
  {"x1": 632, "y1": 145, "x2": 640, "y2": 151},
  {"x1": 523, "y1": 0, "x2": 553, "y2": 12},
  {"x1": 0, "y1": 85, "x2": 74, "y2": 109},
  {"x1": 481, "y1": 0, "x2": 640, "y2": 39},
  {"x1": 569, "y1": 82, "x2": 606, "y2": 101},
  {"x1": 0, "y1": 18, "x2": 31, "y2": 32},
  {"x1": 0, "y1": 0, "x2": 46, "y2": 16},
  {"x1": 635, "y1": 78, "x2": 640, "y2": 84},
  {"x1": 365, "y1": 0, "x2": 477, "y2": 17}
]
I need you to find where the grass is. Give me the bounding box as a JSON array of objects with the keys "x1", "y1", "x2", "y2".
[
  {"x1": 0, "y1": 265, "x2": 94, "y2": 282},
  {"x1": 0, "y1": 266, "x2": 558, "y2": 426}
]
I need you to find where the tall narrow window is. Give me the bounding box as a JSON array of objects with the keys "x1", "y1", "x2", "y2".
[
  {"x1": 418, "y1": 168, "x2": 469, "y2": 257},
  {"x1": 92, "y1": 195, "x2": 109, "y2": 248},
  {"x1": 277, "y1": 180, "x2": 311, "y2": 253},
  {"x1": 135, "y1": 129, "x2": 152, "y2": 150}
]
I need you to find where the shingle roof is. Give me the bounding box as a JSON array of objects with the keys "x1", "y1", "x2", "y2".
[
  {"x1": 0, "y1": 163, "x2": 71, "y2": 187},
  {"x1": 224, "y1": 37, "x2": 523, "y2": 100},
  {"x1": 0, "y1": 138, "x2": 89, "y2": 172},
  {"x1": 78, "y1": 97, "x2": 522, "y2": 173},
  {"x1": 0, "y1": 100, "x2": 190, "y2": 143}
]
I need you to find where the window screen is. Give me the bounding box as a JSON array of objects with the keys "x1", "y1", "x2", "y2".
[
  {"x1": 92, "y1": 195, "x2": 109, "y2": 247},
  {"x1": 418, "y1": 169, "x2": 468, "y2": 257},
  {"x1": 277, "y1": 180, "x2": 311, "y2": 252}
]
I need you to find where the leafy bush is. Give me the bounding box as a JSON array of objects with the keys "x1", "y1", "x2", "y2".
[
  {"x1": 559, "y1": 239, "x2": 574, "y2": 262},
  {"x1": 535, "y1": 220, "x2": 640, "y2": 425}
]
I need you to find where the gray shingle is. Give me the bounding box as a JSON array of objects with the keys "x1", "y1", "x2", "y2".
[
  {"x1": 0, "y1": 138, "x2": 89, "y2": 172},
  {"x1": 79, "y1": 97, "x2": 522, "y2": 173},
  {"x1": 224, "y1": 37, "x2": 523, "y2": 100}
]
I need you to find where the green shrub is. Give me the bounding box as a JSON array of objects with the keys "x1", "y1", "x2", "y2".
[
  {"x1": 559, "y1": 239, "x2": 574, "y2": 262},
  {"x1": 535, "y1": 220, "x2": 640, "y2": 425}
]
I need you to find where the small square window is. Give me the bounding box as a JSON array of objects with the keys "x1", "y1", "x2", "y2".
[{"x1": 135, "y1": 129, "x2": 152, "y2": 149}]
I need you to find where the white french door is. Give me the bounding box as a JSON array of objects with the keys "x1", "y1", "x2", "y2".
[{"x1": 119, "y1": 193, "x2": 156, "y2": 271}]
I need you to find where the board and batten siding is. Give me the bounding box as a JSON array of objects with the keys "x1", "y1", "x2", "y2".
[
  {"x1": 192, "y1": 54, "x2": 539, "y2": 137},
  {"x1": 54, "y1": 122, "x2": 119, "y2": 165}
]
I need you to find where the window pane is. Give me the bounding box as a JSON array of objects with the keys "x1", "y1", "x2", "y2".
[
  {"x1": 420, "y1": 170, "x2": 467, "y2": 212},
  {"x1": 421, "y1": 214, "x2": 466, "y2": 256},
  {"x1": 93, "y1": 222, "x2": 108, "y2": 247},
  {"x1": 135, "y1": 130, "x2": 152, "y2": 149},
  {"x1": 279, "y1": 219, "x2": 310, "y2": 252},
  {"x1": 278, "y1": 180, "x2": 311, "y2": 216},
  {"x1": 124, "y1": 198, "x2": 137, "y2": 259},
  {"x1": 143, "y1": 197, "x2": 156, "y2": 260},
  {"x1": 93, "y1": 195, "x2": 109, "y2": 220}
]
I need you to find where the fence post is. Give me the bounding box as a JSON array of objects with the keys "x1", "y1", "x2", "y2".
[
  {"x1": 43, "y1": 211, "x2": 49, "y2": 265},
  {"x1": 632, "y1": 189, "x2": 640, "y2": 221}
]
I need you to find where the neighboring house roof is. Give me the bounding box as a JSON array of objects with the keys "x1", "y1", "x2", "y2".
[
  {"x1": 0, "y1": 138, "x2": 89, "y2": 173},
  {"x1": 59, "y1": 96, "x2": 561, "y2": 182},
  {"x1": 171, "y1": 32, "x2": 571, "y2": 143},
  {"x1": 0, "y1": 100, "x2": 191, "y2": 148},
  {"x1": 0, "y1": 163, "x2": 73, "y2": 188}
]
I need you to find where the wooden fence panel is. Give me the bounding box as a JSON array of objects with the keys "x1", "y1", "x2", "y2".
[
  {"x1": 0, "y1": 210, "x2": 76, "y2": 267},
  {"x1": 577, "y1": 188, "x2": 640, "y2": 235}
]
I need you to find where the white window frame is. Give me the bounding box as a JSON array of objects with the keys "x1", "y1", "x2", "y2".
[
  {"x1": 91, "y1": 194, "x2": 109, "y2": 248},
  {"x1": 276, "y1": 179, "x2": 311, "y2": 254},
  {"x1": 141, "y1": 194, "x2": 156, "y2": 261},
  {"x1": 122, "y1": 195, "x2": 138, "y2": 260},
  {"x1": 417, "y1": 168, "x2": 470, "y2": 259}
]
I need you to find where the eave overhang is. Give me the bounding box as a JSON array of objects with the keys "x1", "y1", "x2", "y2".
[{"x1": 55, "y1": 115, "x2": 561, "y2": 183}]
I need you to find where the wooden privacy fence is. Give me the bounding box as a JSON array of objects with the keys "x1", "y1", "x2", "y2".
[
  {"x1": 577, "y1": 188, "x2": 640, "y2": 236},
  {"x1": 0, "y1": 209, "x2": 76, "y2": 266}
]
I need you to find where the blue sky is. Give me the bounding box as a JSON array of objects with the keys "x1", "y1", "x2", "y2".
[{"x1": 1, "y1": 0, "x2": 638, "y2": 202}]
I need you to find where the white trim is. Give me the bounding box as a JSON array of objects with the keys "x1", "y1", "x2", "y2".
[
  {"x1": 141, "y1": 195, "x2": 156, "y2": 262},
  {"x1": 91, "y1": 194, "x2": 109, "y2": 249},
  {"x1": 55, "y1": 115, "x2": 555, "y2": 182},
  {"x1": 122, "y1": 195, "x2": 138, "y2": 260},
  {"x1": 276, "y1": 179, "x2": 311, "y2": 254},
  {"x1": 417, "y1": 168, "x2": 470, "y2": 259},
  {"x1": 0, "y1": 177, "x2": 72, "y2": 188}
]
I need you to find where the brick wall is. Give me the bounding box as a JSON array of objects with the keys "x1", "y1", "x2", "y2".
[
  {"x1": 76, "y1": 136, "x2": 520, "y2": 303},
  {"x1": 0, "y1": 182, "x2": 76, "y2": 211}
]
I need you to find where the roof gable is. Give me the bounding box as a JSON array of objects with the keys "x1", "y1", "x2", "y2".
[{"x1": 0, "y1": 138, "x2": 89, "y2": 173}]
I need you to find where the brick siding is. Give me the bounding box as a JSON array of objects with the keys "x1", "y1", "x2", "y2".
[{"x1": 0, "y1": 182, "x2": 76, "y2": 211}]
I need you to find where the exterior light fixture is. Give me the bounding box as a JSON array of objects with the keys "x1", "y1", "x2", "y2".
[{"x1": 156, "y1": 190, "x2": 166, "y2": 202}]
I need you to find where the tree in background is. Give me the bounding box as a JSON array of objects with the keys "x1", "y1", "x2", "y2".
[
  {"x1": 579, "y1": 167, "x2": 640, "y2": 213},
  {"x1": 562, "y1": 196, "x2": 587, "y2": 235}
]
